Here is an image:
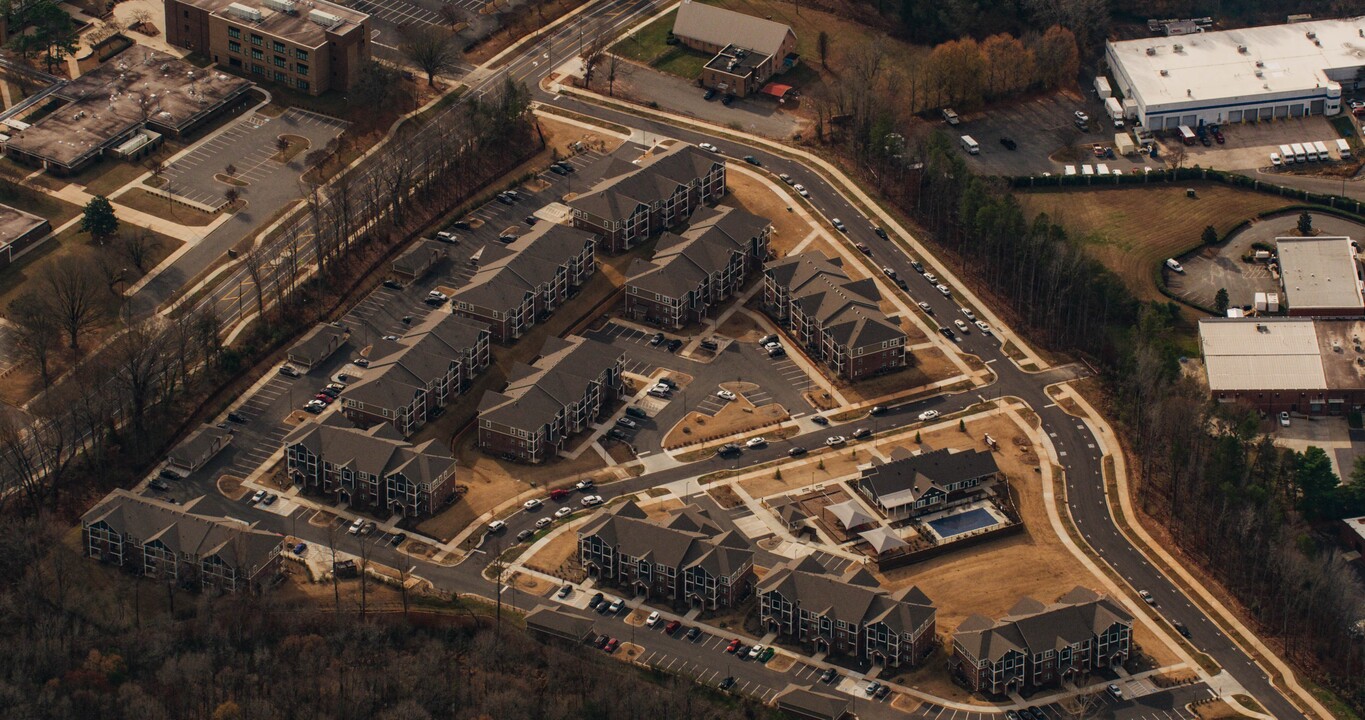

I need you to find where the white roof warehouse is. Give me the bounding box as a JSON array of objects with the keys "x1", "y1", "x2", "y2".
[
  {"x1": 1198, "y1": 317, "x2": 1365, "y2": 415},
  {"x1": 1105, "y1": 17, "x2": 1364, "y2": 130}
]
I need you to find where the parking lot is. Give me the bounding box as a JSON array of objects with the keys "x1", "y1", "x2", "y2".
[
  {"x1": 160, "y1": 108, "x2": 347, "y2": 209},
  {"x1": 1176, "y1": 114, "x2": 1347, "y2": 171},
  {"x1": 952, "y1": 92, "x2": 1114, "y2": 176},
  {"x1": 583, "y1": 319, "x2": 816, "y2": 454}
]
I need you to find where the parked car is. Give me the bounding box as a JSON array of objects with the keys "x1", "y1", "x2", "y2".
[
  {"x1": 159, "y1": 468, "x2": 180, "y2": 481},
  {"x1": 435, "y1": 231, "x2": 458, "y2": 244},
  {"x1": 1138, "y1": 589, "x2": 1155, "y2": 605},
  {"x1": 936, "y1": 283, "x2": 952, "y2": 297},
  {"x1": 999, "y1": 136, "x2": 1018, "y2": 150},
  {"x1": 557, "y1": 584, "x2": 573, "y2": 598},
  {"x1": 603, "y1": 638, "x2": 620, "y2": 653},
  {"x1": 665, "y1": 620, "x2": 682, "y2": 634},
  {"x1": 1165, "y1": 258, "x2": 1184, "y2": 273},
  {"x1": 666, "y1": 338, "x2": 683, "y2": 352},
  {"x1": 279, "y1": 365, "x2": 301, "y2": 378},
  {"x1": 581, "y1": 495, "x2": 604, "y2": 507},
  {"x1": 831, "y1": 218, "x2": 847, "y2": 232},
  {"x1": 625, "y1": 406, "x2": 648, "y2": 419},
  {"x1": 607, "y1": 598, "x2": 624, "y2": 614},
  {"x1": 743, "y1": 155, "x2": 761, "y2": 166},
  {"x1": 650, "y1": 332, "x2": 665, "y2": 346},
  {"x1": 910, "y1": 261, "x2": 925, "y2": 273},
  {"x1": 745, "y1": 437, "x2": 767, "y2": 448},
  {"x1": 699, "y1": 143, "x2": 719, "y2": 152},
  {"x1": 227, "y1": 411, "x2": 246, "y2": 423},
  {"x1": 918, "y1": 410, "x2": 940, "y2": 421},
  {"x1": 487, "y1": 519, "x2": 507, "y2": 533},
  {"x1": 615, "y1": 417, "x2": 637, "y2": 429},
  {"x1": 263, "y1": 493, "x2": 278, "y2": 505},
  {"x1": 811, "y1": 415, "x2": 829, "y2": 426},
  {"x1": 918, "y1": 301, "x2": 934, "y2": 315},
  {"x1": 1107, "y1": 683, "x2": 1123, "y2": 699},
  {"x1": 576, "y1": 479, "x2": 596, "y2": 491},
  {"x1": 825, "y1": 435, "x2": 846, "y2": 446},
  {"x1": 779, "y1": 173, "x2": 794, "y2": 185},
  {"x1": 870, "y1": 405, "x2": 887, "y2": 416},
  {"x1": 719, "y1": 676, "x2": 736, "y2": 690},
  {"x1": 383, "y1": 279, "x2": 404, "y2": 290},
  {"x1": 658, "y1": 377, "x2": 678, "y2": 389},
  {"x1": 865, "y1": 681, "x2": 881, "y2": 696},
  {"x1": 954, "y1": 319, "x2": 970, "y2": 333},
  {"x1": 1173, "y1": 620, "x2": 1191, "y2": 638},
  {"x1": 794, "y1": 184, "x2": 809, "y2": 197},
  {"x1": 554, "y1": 507, "x2": 573, "y2": 519},
  {"x1": 588, "y1": 592, "x2": 605, "y2": 610},
  {"x1": 149, "y1": 479, "x2": 170, "y2": 492},
  {"x1": 1074, "y1": 110, "x2": 1089, "y2": 122},
  {"x1": 721, "y1": 94, "x2": 735, "y2": 106},
  {"x1": 646, "y1": 611, "x2": 661, "y2": 627},
  {"x1": 873, "y1": 226, "x2": 888, "y2": 240},
  {"x1": 535, "y1": 517, "x2": 552, "y2": 529},
  {"x1": 975, "y1": 321, "x2": 992, "y2": 335},
  {"x1": 875, "y1": 685, "x2": 891, "y2": 699},
  {"x1": 1279, "y1": 411, "x2": 1291, "y2": 427},
  {"x1": 716, "y1": 389, "x2": 737, "y2": 401},
  {"x1": 549, "y1": 164, "x2": 569, "y2": 176},
  {"x1": 523, "y1": 498, "x2": 543, "y2": 511},
  {"x1": 851, "y1": 428, "x2": 871, "y2": 439},
  {"x1": 747, "y1": 644, "x2": 764, "y2": 660},
  {"x1": 703, "y1": 88, "x2": 717, "y2": 101},
  {"x1": 789, "y1": 446, "x2": 807, "y2": 457},
  {"x1": 348, "y1": 517, "x2": 364, "y2": 534}
]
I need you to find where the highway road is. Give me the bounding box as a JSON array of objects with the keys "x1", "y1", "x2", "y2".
[{"x1": 134, "y1": 0, "x2": 1312, "y2": 716}]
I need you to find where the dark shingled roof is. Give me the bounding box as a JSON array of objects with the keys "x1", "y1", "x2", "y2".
[
  {"x1": 952, "y1": 587, "x2": 1133, "y2": 663},
  {"x1": 767, "y1": 252, "x2": 905, "y2": 351},
  {"x1": 578, "y1": 500, "x2": 753, "y2": 578},
  {"x1": 758, "y1": 556, "x2": 935, "y2": 635},
  {"x1": 82, "y1": 489, "x2": 282, "y2": 571},
  {"x1": 568, "y1": 143, "x2": 723, "y2": 223},
  {"x1": 479, "y1": 336, "x2": 623, "y2": 431},
  {"x1": 859, "y1": 448, "x2": 1000, "y2": 507},
  {"x1": 452, "y1": 224, "x2": 595, "y2": 310},
  {"x1": 283, "y1": 418, "x2": 454, "y2": 489},
  {"x1": 626, "y1": 205, "x2": 770, "y2": 298}
]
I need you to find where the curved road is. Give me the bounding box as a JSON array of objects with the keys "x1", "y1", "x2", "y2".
[{"x1": 165, "y1": 2, "x2": 1312, "y2": 717}]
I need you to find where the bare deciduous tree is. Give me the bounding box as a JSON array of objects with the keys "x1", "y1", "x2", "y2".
[
  {"x1": 41, "y1": 257, "x2": 105, "y2": 353},
  {"x1": 399, "y1": 26, "x2": 460, "y2": 87},
  {"x1": 8, "y1": 293, "x2": 60, "y2": 388},
  {"x1": 121, "y1": 228, "x2": 160, "y2": 273}
]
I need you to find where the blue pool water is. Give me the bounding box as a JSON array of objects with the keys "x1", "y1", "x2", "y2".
[{"x1": 927, "y1": 508, "x2": 998, "y2": 538}]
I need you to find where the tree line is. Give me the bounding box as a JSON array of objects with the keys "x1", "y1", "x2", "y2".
[{"x1": 900, "y1": 131, "x2": 1365, "y2": 712}]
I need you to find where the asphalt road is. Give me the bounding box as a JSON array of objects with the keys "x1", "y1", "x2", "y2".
[{"x1": 134, "y1": 0, "x2": 1311, "y2": 715}]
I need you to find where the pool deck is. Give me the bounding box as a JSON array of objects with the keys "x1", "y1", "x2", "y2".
[{"x1": 920, "y1": 500, "x2": 1008, "y2": 543}]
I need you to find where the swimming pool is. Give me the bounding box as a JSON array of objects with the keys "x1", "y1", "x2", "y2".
[{"x1": 926, "y1": 508, "x2": 999, "y2": 539}]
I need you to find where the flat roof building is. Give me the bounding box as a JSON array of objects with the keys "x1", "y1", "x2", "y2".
[
  {"x1": 0, "y1": 202, "x2": 52, "y2": 266},
  {"x1": 165, "y1": 0, "x2": 370, "y2": 95},
  {"x1": 1105, "y1": 17, "x2": 1364, "y2": 129},
  {"x1": 4, "y1": 48, "x2": 253, "y2": 175},
  {"x1": 1199, "y1": 317, "x2": 1365, "y2": 415},
  {"x1": 1275, "y1": 236, "x2": 1364, "y2": 316}
]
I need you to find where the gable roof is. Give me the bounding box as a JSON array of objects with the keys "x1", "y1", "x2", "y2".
[
  {"x1": 626, "y1": 205, "x2": 771, "y2": 298},
  {"x1": 393, "y1": 239, "x2": 446, "y2": 275},
  {"x1": 568, "y1": 143, "x2": 722, "y2": 223},
  {"x1": 578, "y1": 499, "x2": 753, "y2": 577},
  {"x1": 758, "y1": 556, "x2": 934, "y2": 634},
  {"x1": 344, "y1": 313, "x2": 488, "y2": 411},
  {"x1": 284, "y1": 420, "x2": 454, "y2": 488},
  {"x1": 168, "y1": 424, "x2": 232, "y2": 468},
  {"x1": 453, "y1": 224, "x2": 596, "y2": 310},
  {"x1": 82, "y1": 489, "x2": 281, "y2": 570},
  {"x1": 672, "y1": 0, "x2": 795, "y2": 59},
  {"x1": 861, "y1": 448, "x2": 1000, "y2": 507},
  {"x1": 767, "y1": 251, "x2": 906, "y2": 350},
  {"x1": 952, "y1": 587, "x2": 1133, "y2": 663},
  {"x1": 478, "y1": 336, "x2": 623, "y2": 431}
]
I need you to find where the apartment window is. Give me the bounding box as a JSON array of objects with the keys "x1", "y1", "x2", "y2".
[
  {"x1": 228, "y1": 27, "x2": 241, "y2": 39},
  {"x1": 296, "y1": 62, "x2": 309, "y2": 74},
  {"x1": 274, "y1": 56, "x2": 286, "y2": 68},
  {"x1": 274, "y1": 71, "x2": 288, "y2": 84},
  {"x1": 252, "y1": 64, "x2": 265, "y2": 75},
  {"x1": 228, "y1": 40, "x2": 241, "y2": 53},
  {"x1": 251, "y1": 48, "x2": 263, "y2": 60},
  {"x1": 296, "y1": 49, "x2": 309, "y2": 61},
  {"x1": 273, "y1": 41, "x2": 286, "y2": 53},
  {"x1": 250, "y1": 34, "x2": 263, "y2": 46}
]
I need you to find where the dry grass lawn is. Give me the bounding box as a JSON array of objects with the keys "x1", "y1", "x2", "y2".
[
  {"x1": 707, "y1": 484, "x2": 744, "y2": 510},
  {"x1": 1016, "y1": 183, "x2": 1290, "y2": 304},
  {"x1": 1193, "y1": 700, "x2": 1255, "y2": 719},
  {"x1": 641, "y1": 498, "x2": 684, "y2": 520},
  {"x1": 723, "y1": 169, "x2": 811, "y2": 253},
  {"x1": 840, "y1": 346, "x2": 964, "y2": 404},
  {"x1": 523, "y1": 528, "x2": 582, "y2": 577},
  {"x1": 115, "y1": 188, "x2": 220, "y2": 226},
  {"x1": 717, "y1": 311, "x2": 766, "y2": 341},
  {"x1": 872, "y1": 410, "x2": 1184, "y2": 670}
]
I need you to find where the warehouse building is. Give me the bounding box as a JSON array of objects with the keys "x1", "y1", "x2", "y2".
[
  {"x1": 1105, "y1": 17, "x2": 1364, "y2": 129},
  {"x1": 1276, "y1": 236, "x2": 1364, "y2": 316},
  {"x1": 1199, "y1": 317, "x2": 1365, "y2": 415}
]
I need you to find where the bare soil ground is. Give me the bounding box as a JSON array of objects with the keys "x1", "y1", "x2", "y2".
[
  {"x1": 663, "y1": 387, "x2": 789, "y2": 449},
  {"x1": 417, "y1": 433, "x2": 607, "y2": 542},
  {"x1": 839, "y1": 347, "x2": 963, "y2": 404},
  {"x1": 641, "y1": 498, "x2": 684, "y2": 520},
  {"x1": 523, "y1": 528, "x2": 582, "y2": 578},
  {"x1": 707, "y1": 484, "x2": 744, "y2": 510},
  {"x1": 1194, "y1": 700, "x2": 1254, "y2": 719},
  {"x1": 717, "y1": 311, "x2": 765, "y2": 340},
  {"x1": 874, "y1": 411, "x2": 1181, "y2": 670},
  {"x1": 722, "y1": 169, "x2": 812, "y2": 252}
]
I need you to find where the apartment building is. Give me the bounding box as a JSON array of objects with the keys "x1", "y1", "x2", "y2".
[
  {"x1": 857, "y1": 448, "x2": 1000, "y2": 521},
  {"x1": 165, "y1": 0, "x2": 370, "y2": 94},
  {"x1": 82, "y1": 490, "x2": 283, "y2": 592},
  {"x1": 569, "y1": 143, "x2": 727, "y2": 253},
  {"x1": 949, "y1": 587, "x2": 1134, "y2": 695},
  {"x1": 284, "y1": 415, "x2": 458, "y2": 517},
  {"x1": 623, "y1": 205, "x2": 772, "y2": 328},
  {"x1": 578, "y1": 500, "x2": 755, "y2": 610},
  {"x1": 477, "y1": 336, "x2": 624, "y2": 463},
  {"x1": 341, "y1": 313, "x2": 490, "y2": 436},
  {"x1": 757, "y1": 555, "x2": 936, "y2": 668},
  {"x1": 451, "y1": 224, "x2": 598, "y2": 344},
  {"x1": 764, "y1": 252, "x2": 907, "y2": 381}
]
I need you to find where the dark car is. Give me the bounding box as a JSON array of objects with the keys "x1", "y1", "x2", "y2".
[
  {"x1": 874, "y1": 685, "x2": 891, "y2": 700},
  {"x1": 1200, "y1": 134, "x2": 1212, "y2": 146},
  {"x1": 1174, "y1": 620, "x2": 1191, "y2": 638},
  {"x1": 788, "y1": 446, "x2": 808, "y2": 457},
  {"x1": 549, "y1": 164, "x2": 569, "y2": 176},
  {"x1": 717, "y1": 445, "x2": 743, "y2": 459},
  {"x1": 721, "y1": 94, "x2": 735, "y2": 106},
  {"x1": 149, "y1": 479, "x2": 170, "y2": 492},
  {"x1": 495, "y1": 193, "x2": 515, "y2": 205},
  {"x1": 870, "y1": 405, "x2": 887, "y2": 416},
  {"x1": 607, "y1": 428, "x2": 628, "y2": 440},
  {"x1": 650, "y1": 332, "x2": 665, "y2": 346},
  {"x1": 516, "y1": 529, "x2": 534, "y2": 542},
  {"x1": 910, "y1": 261, "x2": 924, "y2": 273},
  {"x1": 658, "y1": 377, "x2": 678, "y2": 389},
  {"x1": 719, "y1": 676, "x2": 736, "y2": 690},
  {"x1": 811, "y1": 415, "x2": 829, "y2": 426},
  {"x1": 159, "y1": 468, "x2": 180, "y2": 481},
  {"x1": 873, "y1": 226, "x2": 888, "y2": 240},
  {"x1": 383, "y1": 279, "x2": 403, "y2": 290},
  {"x1": 524, "y1": 216, "x2": 539, "y2": 225},
  {"x1": 999, "y1": 136, "x2": 1018, "y2": 150},
  {"x1": 625, "y1": 406, "x2": 648, "y2": 419},
  {"x1": 450, "y1": 220, "x2": 472, "y2": 230},
  {"x1": 820, "y1": 667, "x2": 838, "y2": 683},
  {"x1": 595, "y1": 634, "x2": 611, "y2": 649},
  {"x1": 666, "y1": 339, "x2": 683, "y2": 352},
  {"x1": 588, "y1": 592, "x2": 605, "y2": 609},
  {"x1": 699, "y1": 338, "x2": 719, "y2": 350},
  {"x1": 704, "y1": 88, "x2": 717, "y2": 101},
  {"x1": 1028, "y1": 707, "x2": 1048, "y2": 720},
  {"x1": 743, "y1": 155, "x2": 761, "y2": 166},
  {"x1": 1213, "y1": 130, "x2": 1225, "y2": 144},
  {"x1": 556, "y1": 162, "x2": 575, "y2": 173},
  {"x1": 685, "y1": 626, "x2": 702, "y2": 641},
  {"x1": 227, "y1": 411, "x2": 246, "y2": 423}
]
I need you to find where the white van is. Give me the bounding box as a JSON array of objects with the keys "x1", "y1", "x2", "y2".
[
  {"x1": 1337, "y1": 138, "x2": 1352, "y2": 159},
  {"x1": 1270, "y1": 152, "x2": 1282, "y2": 167},
  {"x1": 1279, "y1": 144, "x2": 1295, "y2": 164},
  {"x1": 1301, "y1": 141, "x2": 1317, "y2": 161},
  {"x1": 1096, "y1": 163, "x2": 1111, "y2": 176},
  {"x1": 1314, "y1": 141, "x2": 1330, "y2": 160},
  {"x1": 1064, "y1": 165, "x2": 1077, "y2": 176},
  {"x1": 1082, "y1": 164, "x2": 1094, "y2": 176},
  {"x1": 960, "y1": 135, "x2": 979, "y2": 155},
  {"x1": 1290, "y1": 143, "x2": 1307, "y2": 162}
]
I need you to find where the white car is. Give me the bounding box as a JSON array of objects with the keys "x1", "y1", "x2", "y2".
[
  {"x1": 954, "y1": 319, "x2": 969, "y2": 332},
  {"x1": 747, "y1": 644, "x2": 764, "y2": 659},
  {"x1": 427, "y1": 290, "x2": 448, "y2": 301},
  {"x1": 581, "y1": 494, "x2": 604, "y2": 507},
  {"x1": 1279, "y1": 411, "x2": 1291, "y2": 427},
  {"x1": 918, "y1": 410, "x2": 940, "y2": 421},
  {"x1": 936, "y1": 284, "x2": 951, "y2": 297},
  {"x1": 487, "y1": 519, "x2": 507, "y2": 532},
  {"x1": 746, "y1": 437, "x2": 767, "y2": 448},
  {"x1": 924, "y1": 272, "x2": 938, "y2": 283},
  {"x1": 794, "y1": 184, "x2": 809, "y2": 197},
  {"x1": 646, "y1": 611, "x2": 661, "y2": 627},
  {"x1": 717, "y1": 389, "x2": 737, "y2": 401},
  {"x1": 825, "y1": 435, "x2": 847, "y2": 446},
  {"x1": 348, "y1": 517, "x2": 365, "y2": 535},
  {"x1": 917, "y1": 301, "x2": 933, "y2": 314},
  {"x1": 535, "y1": 517, "x2": 552, "y2": 529},
  {"x1": 554, "y1": 506, "x2": 573, "y2": 519},
  {"x1": 763, "y1": 341, "x2": 782, "y2": 351},
  {"x1": 699, "y1": 143, "x2": 719, "y2": 152},
  {"x1": 523, "y1": 498, "x2": 543, "y2": 511},
  {"x1": 1138, "y1": 589, "x2": 1155, "y2": 605},
  {"x1": 831, "y1": 218, "x2": 846, "y2": 232},
  {"x1": 961, "y1": 308, "x2": 976, "y2": 321},
  {"x1": 779, "y1": 173, "x2": 795, "y2": 185},
  {"x1": 1074, "y1": 110, "x2": 1090, "y2": 122},
  {"x1": 251, "y1": 490, "x2": 266, "y2": 504},
  {"x1": 975, "y1": 321, "x2": 991, "y2": 335},
  {"x1": 1165, "y1": 258, "x2": 1184, "y2": 273}
]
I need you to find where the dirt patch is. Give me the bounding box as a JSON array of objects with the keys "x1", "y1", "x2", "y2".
[
  {"x1": 839, "y1": 347, "x2": 963, "y2": 405},
  {"x1": 509, "y1": 571, "x2": 553, "y2": 595},
  {"x1": 642, "y1": 498, "x2": 684, "y2": 520},
  {"x1": 765, "y1": 653, "x2": 795, "y2": 672},
  {"x1": 308, "y1": 509, "x2": 337, "y2": 528},
  {"x1": 1194, "y1": 700, "x2": 1254, "y2": 719},
  {"x1": 524, "y1": 177, "x2": 551, "y2": 193},
  {"x1": 723, "y1": 169, "x2": 812, "y2": 254},
  {"x1": 717, "y1": 311, "x2": 765, "y2": 340},
  {"x1": 707, "y1": 485, "x2": 744, "y2": 510},
  {"x1": 617, "y1": 642, "x2": 645, "y2": 662},
  {"x1": 663, "y1": 392, "x2": 789, "y2": 449},
  {"x1": 115, "y1": 188, "x2": 220, "y2": 226}
]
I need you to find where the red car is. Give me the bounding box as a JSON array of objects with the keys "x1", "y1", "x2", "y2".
[
  {"x1": 665, "y1": 620, "x2": 682, "y2": 635},
  {"x1": 549, "y1": 488, "x2": 571, "y2": 501},
  {"x1": 313, "y1": 394, "x2": 334, "y2": 404},
  {"x1": 725, "y1": 639, "x2": 741, "y2": 653},
  {"x1": 603, "y1": 638, "x2": 620, "y2": 653}
]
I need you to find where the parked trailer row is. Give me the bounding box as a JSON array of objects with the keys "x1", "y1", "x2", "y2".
[{"x1": 1273, "y1": 139, "x2": 1351, "y2": 166}]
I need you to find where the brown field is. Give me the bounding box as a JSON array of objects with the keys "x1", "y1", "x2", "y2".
[
  {"x1": 840, "y1": 346, "x2": 964, "y2": 404},
  {"x1": 523, "y1": 528, "x2": 582, "y2": 578},
  {"x1": 1016, "y1": 183, "x2": 1290, "y2": 304},
  {"x1": 875, "y1": 410, "x2": 1183, "y2": 670},
  {"x1": 722, "y1": 168, "x2": 812, "y2": 253}
]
